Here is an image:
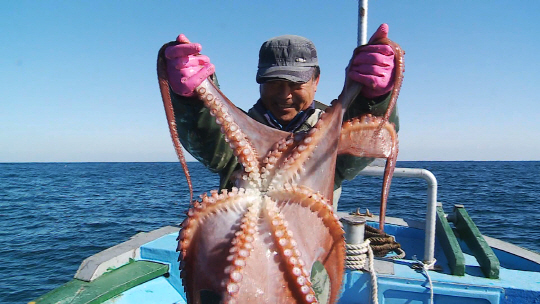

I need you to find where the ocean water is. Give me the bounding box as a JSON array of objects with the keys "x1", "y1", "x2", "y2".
[{"x1": 1, "y1": 161, "x2": 539, "y2": 303}]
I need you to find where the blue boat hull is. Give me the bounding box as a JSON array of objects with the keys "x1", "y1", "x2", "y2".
[{"x1": 32, "y1": 214, "x2": 540, "y2": 303}]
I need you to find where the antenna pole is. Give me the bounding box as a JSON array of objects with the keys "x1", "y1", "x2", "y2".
[{"x1": 358, "y1": 0, "x2": 368, "y2": 46}]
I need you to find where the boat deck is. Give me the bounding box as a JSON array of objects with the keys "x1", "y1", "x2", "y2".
[{"x1": 95, "y1": 215, "x2": 540, "y2": 304}]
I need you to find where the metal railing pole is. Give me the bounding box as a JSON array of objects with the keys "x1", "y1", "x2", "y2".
[{"x1": 358, "y1": 166, "x2": 438, "y2": 265}]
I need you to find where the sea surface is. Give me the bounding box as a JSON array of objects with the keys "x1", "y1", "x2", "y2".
[{"x1": 1, "y1": 161, "x2": 539, "y2": 303}]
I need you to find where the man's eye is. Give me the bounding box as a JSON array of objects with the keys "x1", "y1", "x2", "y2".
[{"x1": 268, "y1": 81, "x2": 285, "y2": 88}]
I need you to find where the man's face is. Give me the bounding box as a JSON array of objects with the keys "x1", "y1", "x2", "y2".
[{"x1": 260, "y1": 76, "x2": 320, "y2": 125}]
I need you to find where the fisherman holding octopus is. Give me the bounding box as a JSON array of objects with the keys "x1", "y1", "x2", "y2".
[{"x1": 163, "y1": 24, "x2": 399, "y2": 211}]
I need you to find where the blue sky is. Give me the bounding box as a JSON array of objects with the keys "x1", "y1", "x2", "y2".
[{"x1": 2, "y1": 1, "x2": 539, "y2": 162}]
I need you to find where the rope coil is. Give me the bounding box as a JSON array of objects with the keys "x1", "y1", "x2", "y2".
[
  {"x1": 345, "y1": 240, "x2": 371, "y2": 269},
  {"x1": 345, "y1": 239, "x2": 378, "y2": 304},
  {"x1": 344, "y1": 225, "x2": 406, "y2": 303},
  {"x1": 365, "y1": 225, "x2": 403, "y2": 257},
  {"x1": 344, "y1": 224, "x2": 438, "y2": 303}
]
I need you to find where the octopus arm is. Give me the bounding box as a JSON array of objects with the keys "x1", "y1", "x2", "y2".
[
  {"x1": 337, "y1": 115, "x2": 399, "y2": 232},
  {"x1": 268, "y1": 185, "x2": 345, "y2": 304},
  {"x1": 337, "y1": 115, "x2": 397, "y2": 158},
  {"x1": 195, "y1": 80, "x2": 290, "y2": 164}
]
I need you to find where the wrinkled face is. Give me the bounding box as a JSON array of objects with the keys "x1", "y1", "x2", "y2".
[{"x1": 260, "y1": 76, "x2": 320, "y2": 125}]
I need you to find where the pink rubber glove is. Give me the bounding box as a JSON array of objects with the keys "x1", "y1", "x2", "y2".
[
  {"x1": 165, "y1": 34, "x2": 215, "y2": 97},
  {"x1": 348, "y1": 24, "x2": 395, "y2": 99}
]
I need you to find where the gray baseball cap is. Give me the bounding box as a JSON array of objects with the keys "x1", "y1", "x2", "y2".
[{"x1": 256, "y1": 35, "x2": 319, "y2": 84}]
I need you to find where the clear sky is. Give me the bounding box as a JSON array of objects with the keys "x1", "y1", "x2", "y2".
[{"x1": 2, "y1": 1, "x2": 539, "y2": 162}]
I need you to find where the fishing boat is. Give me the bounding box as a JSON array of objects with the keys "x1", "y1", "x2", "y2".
[
  {"x1": 29, "y1": 2, "x2": 540, "y2": 302},
  {"x1": 30, "y1": 165, "x2": 540, "y2": 303}
]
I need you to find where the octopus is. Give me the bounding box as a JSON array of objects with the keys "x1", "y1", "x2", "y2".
[{"x1": 157, "y1": 28, "x2": 404, "y2": 304}]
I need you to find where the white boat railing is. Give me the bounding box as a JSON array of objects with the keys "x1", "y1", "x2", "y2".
[{"x1": 358, "y1": 166, "x2": 438, "y2": 265}]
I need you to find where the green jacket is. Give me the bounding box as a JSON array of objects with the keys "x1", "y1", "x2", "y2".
[{"x1": 170, "y1": 77, "x2": 399, "y2": 207}]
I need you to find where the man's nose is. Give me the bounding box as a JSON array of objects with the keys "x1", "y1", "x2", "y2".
[{"x1": 277, "y1": 82, "x2": 293, "y2": 98}]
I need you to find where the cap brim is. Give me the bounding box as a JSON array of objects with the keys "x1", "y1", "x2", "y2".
[{"x1": 256, "y1": 66, "x2": 314, "y2": 84}]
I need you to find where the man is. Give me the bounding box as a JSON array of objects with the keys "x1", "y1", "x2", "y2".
[{"x1": 164, "y1": 24, "x2": 399, "y2": 210}]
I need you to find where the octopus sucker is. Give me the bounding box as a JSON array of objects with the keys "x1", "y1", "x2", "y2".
[{"x1": 197, "y1": 87, "x2": 206, "y2": 95}]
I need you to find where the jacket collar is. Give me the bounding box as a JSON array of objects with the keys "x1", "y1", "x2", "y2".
[{"x1": 253, "y1": 99, "x2": 315, "y2": 132}]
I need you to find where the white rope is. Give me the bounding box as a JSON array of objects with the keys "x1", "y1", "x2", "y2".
[
  {"x1": 366, "y1": 244, "x2": 378, "y2": 304},
  {"x1": 345, "y1": 239, "x2": 378, "y2": 304},
  {"x1": 345, "y1": 240, "x2": 370, "y2": 269},
  {"x1": 412, "y1": 258, "x2": 436, "y2": 304}
]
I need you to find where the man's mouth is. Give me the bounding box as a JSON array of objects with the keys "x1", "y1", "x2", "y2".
[{"x1": 275, "y1": 102, "x2": 293, "y2": 109}]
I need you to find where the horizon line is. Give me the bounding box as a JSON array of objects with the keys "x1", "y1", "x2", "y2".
[{"x1": 2, "y1": 160, "x2": 539, "y2": 164}]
